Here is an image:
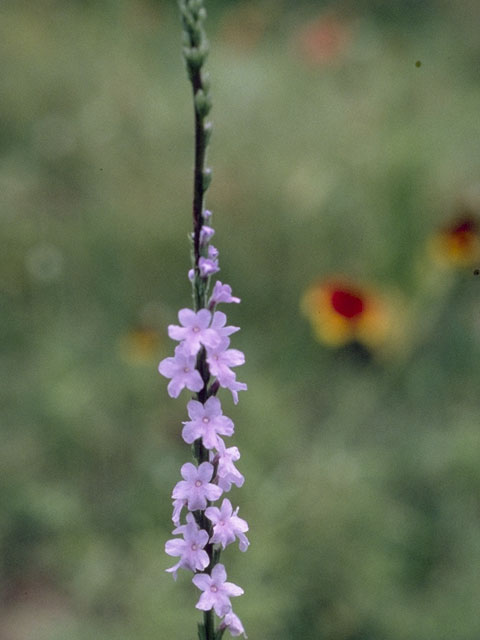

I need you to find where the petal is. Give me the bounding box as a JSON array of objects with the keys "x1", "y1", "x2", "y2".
[
  {"x1": 187, "y1": 399, "x2": 204, "y2": 420},
  {"x1": 182, "y1": 422, "x2": 201, "y2": 444},
  {"x1": 165, "y1": 560, "x2": 182, "y2": 580},
  {"x1": 196, "y1": 309, "x2": 212, "y2": 329},
  {"x1": 238, "y1": 533, "x2": 250, "y2": 552},
  {"x1": 187, "y1": 491, "x2": 207, "y2": 511},
  {"x1": 204, "y1": 506, "x2": 220, "y2": 524},
  {"x1": 167, "y1": 378, "x2": 183, "y2": 398},
  {"x1": 193, "y1": 572, "x2": 212, "y2": 592},
  {"x1": 195, "y1": 591, "x2": 216, "y2": 611},
  {"x1": 195, "y1": 549, "x2": 210, "y2": 571},
  {"x1": 168, "y1": 325, "x2": 187, "y2": 341},
  {"x1": 165, "y1": 539, "x2": 185, "y2": 557},
  {"x1": 204, "y1": 395, "x2": 221, "y2": 416},
  {"x1": 213, "y1": 594, "x2": 232, "y2": 617},
  {"x1": 180, "y1": 462, "x2": 197, "y2": 481},
  {"x1": 202, "y1": 328, "x2": 221, "y2": 349},
  {"x1": 206, "y1": 483, "x2": 223, "y2": 502},
  {"x1": 158, "y1": 357, "x2": 177, "y2": 377},
  {"x1": 178, "y1": 308, "x2": 196, "y2": 327},
  {"x1": 197, "y1": 529, "x2": 210, "y2": 547},
  {"x1": 211, "y1": 563, "x2": 227, "y2": 584},
  {"x1": 216, "y1": 415, "x2": 234, "y2": 436},
  {"x1": 231, "y1": 515, "x2": 248, "y2": 532},
  {"x1": 224, "y1": 582, "x2": 244, "y2": 597},
  {"x1": 223, "y1": 349, "x2": 245, "y2": 367},
  {"x1": 186, "y1": 370, "x2": 204, "y2": 392},
  {"x1": 202, "y1": 430, "x2": 220, "y2": 450},
  {"x1": 211, "y1": 311, "x2": 227, "y2": 329},
  {"x1": 197, "y1": 462, "x2": 214, "y2": 482},
  {"x1": 172, "y1": 480, "x2": 189, "y2": 500},
  {"x1": 220, "y1": 499, "x2": 233, "y2": 519}
]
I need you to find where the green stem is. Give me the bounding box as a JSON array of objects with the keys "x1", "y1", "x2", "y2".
[{"x1": 179, "y1": 3, "x2": 219, "y2": 639}]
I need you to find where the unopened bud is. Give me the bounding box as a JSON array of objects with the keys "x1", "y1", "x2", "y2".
[{"x1": 202, "y1": 168, "x2": 212, "y2": 192}]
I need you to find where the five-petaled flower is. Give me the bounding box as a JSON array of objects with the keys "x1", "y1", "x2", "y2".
[
  {"x1": 214, "y1": 439, "x2": 245, "y2": 492},
  {"x1": 168, "y1": 309, "x2": 220, "y2": 356},
  {"x1": 205, "y1": 498, "x2": 250, "y2": 551},
  {"x1": 193, "y1": 563, "x2": 244, "y2": 617},
  {"x1": 165, "y1": 513, "x2": 210, "y2": 579},
  {"x1": 158, "y1": 345, "x2": 204, "y2": 398},
  {"x1": 182, "y1": 397, "x2": 235, "y2": 450},
  {"x1": 172, "y1": 462, "x2": 223, "y2": 511}
]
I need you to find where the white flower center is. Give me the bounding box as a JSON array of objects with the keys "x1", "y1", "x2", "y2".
[
  {"x1": 191, "y1": 543, "x2": 197, "y2": 551},
  {"x1": 213, "y1": 355, "x2": 219, "y2": 361},
  {"x1": 192, "y1": 326, "x2": 200, "y2": 333},
  {"x1": 195, "y1": 480, "x2": 202, "y2": 487},
  {"x1": 183, "y1": 367, "x2": 190, "y2": 373},
  {"x1": 210, "y1": 585, "x2": 218, "y2": 593},
  {"x1": 219, "y1": 520, "x2": 225, "y2": 527},
  {"x1": 202, "y1": 417, "x2": 209, "y2": 424}
]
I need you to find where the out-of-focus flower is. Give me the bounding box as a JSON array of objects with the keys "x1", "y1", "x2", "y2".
[
  {"x1": 429, "y1": 214, "x2": 480, "y2": 267},
  {"x1": 118, "y1": 326, "x2": 161, "y2": 364},
  {"x1": 295, "y1": 14, "x2": 352, "y2": 67},
  {"x1": 301, "y1": 277, "x2": 390, "y2": 348}
]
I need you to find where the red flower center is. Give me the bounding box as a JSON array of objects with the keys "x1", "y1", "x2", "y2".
[
  {"x1": 452, "y1": 219, "x2": 477, "y2": 234},
  {"x1": 330, "y1": 289, "x2": 365, "y2": 319}
]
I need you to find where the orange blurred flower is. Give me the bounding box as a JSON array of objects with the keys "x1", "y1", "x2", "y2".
[
  {"x1": 429, "y1": 214, "x2": 480, "y2": 267},
  {"x1": 118, "y1": 326, "x2": 162, "y2": 364},
  {"x1": 295, "y1": 14, "x2": 351, "y2": 66},
  {"x1": 301, "y1": 278, "x2": 390, "y2": 348}
]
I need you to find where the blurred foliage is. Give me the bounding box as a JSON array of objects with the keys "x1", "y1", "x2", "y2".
[{"x1": 1, "y1": 0, "x2": 480, "y2": 639}]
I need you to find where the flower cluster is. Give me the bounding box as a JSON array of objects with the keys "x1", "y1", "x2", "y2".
[{"x1": 159, "y1": 277, "x2": 248, "y2": 638}]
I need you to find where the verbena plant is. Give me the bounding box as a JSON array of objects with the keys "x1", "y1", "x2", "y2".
[{"x1": 158, "y1": 2, "x2": 248, "y2": 638}]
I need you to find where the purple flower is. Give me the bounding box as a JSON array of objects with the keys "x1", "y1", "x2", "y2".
[
  {"x1": 199, "y1": 256, "x2": 220, "y2": 277},
  {"x1": 206, "y1": 338, "x2": 245, "y2": 386},
  {"x1": 192, "y1": 225, "x2": 215, "y2": 245},
  {"x1": 214, "y1": 439, "x2": 245, "y2": 491},
  {"x1": 168, "y1": 308, "x2": 220, "y2": 356},
  {"x1": 158, "y1": 345, "x2": 204, "y2": 398},
  {"x1": 193, "y1": 563, "x2": 244, "y2": 617},
  {"x1": 205, "y1": 498, "x2": 249, "y2": 551},
  {"x1": 210, "y1": 311, "x2": 240, "y2": 340},
  {"x1": 208, "y1": 245, "x2": 219, "y2": 260},
  {"x1": 165, "y1": 513, "x2": 210, "y2": 579},
  {"x1": 172, "y1": 462, "x2": 222, "y2": 511},
  {"x1": 203, "y1": 209, "x2": 212, "y2": 220},
  {"x1": 209, "y1": 281, "x2": 241, "y2": 307},
  {"x1": 182, "y1": 397, "x2": 234, "y2": 449},
  {"x1": 221, "y1": 611, "x2": 247, "y2": 638}
]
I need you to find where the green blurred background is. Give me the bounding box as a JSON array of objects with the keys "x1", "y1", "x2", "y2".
[{"x1": 2, "y1": 0, "x2": 480, "y2": 638}]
